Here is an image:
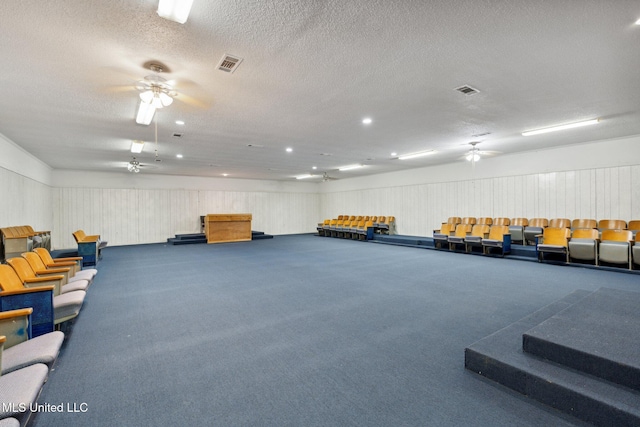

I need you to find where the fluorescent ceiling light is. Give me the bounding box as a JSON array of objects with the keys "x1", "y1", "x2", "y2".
[
  {"x1": 295, "y1": 174, "x2": 315, "y2": 180},
  {"x1": 176, "y1": 154, "x2": 183, "y2": 158},
  {"x1": 157, "y1": 0, "x2": 194, "y2": 24},
  {"x1": 398, "y1": 150, "x2": 435, "y2": 160},
  {"x1": 130, "y1": 140, "x2": 145, "y2": 153},
  {"x1": 635, "y1": 18, "x2": 640, "y2": 25},
  {"x1": 286, "y1": 147, "x2": 293, "y2": 152},
  {"x1": 362, "y1": 117, "x2": 372, "y2": 125},
  {"x1": 522, "y1": 119, "x2": 600, "y2": 136},
  {"x1": 135, "y1": 101, "x2": 156, "y2": 125},
  {"x1": 338, "y1": 164, "x2": 363, "y2": 171},
  {"x1": 175, "y1": 120, "x2": 185, "y2": 125}
]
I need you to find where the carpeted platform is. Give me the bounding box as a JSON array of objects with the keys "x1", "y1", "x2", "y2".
[{"x1": 465, "y1": 288, "x2": 640, "y2": 426}]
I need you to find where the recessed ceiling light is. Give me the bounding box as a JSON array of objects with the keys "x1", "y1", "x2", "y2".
[
  {"x1": 390, "y1": 152, "x2": 397, "y2": 157},
  {"x1": 522, "y1": 118, "x2": 600, "y2": 136},
  {"x1": 175, "y1": 120, "x2": 185, "y2": 125},
  {"x1": 398, "y1": 150, "x2": 436, "y2": 160},
  {"x1": 222, "y1": 173, "x2": 228, "y2": 177},
  {"x1": 338, "y1": 164, "x2": 363, "y2": 171},
  {"x1": 312, "y1": 166, "x2": 317, "y2": 170},
  {"x1": 362, "y1": 118, "x2": 372, "y2": 125},
  {"x1": 635, "y1": 18, "x2": 640, "y2": 25},
  {"x1": 286, "y1": 147, "x2": 293, "y2": 152},
  {"x1": 176, "y1": 154, "x2": 183, "y2": 158}
]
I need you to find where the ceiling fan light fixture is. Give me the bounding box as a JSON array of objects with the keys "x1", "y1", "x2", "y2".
[
  {"x1": 135, "y1": 101, "x2": 156, "y2": 125},
  {"x1": 130, "y1": 140, "x2": 145, "y2": 153},
  {"x1": 522, "y1": 118, "x2": 600, "y2": 136},
  {"x1": 157, "y1": 0, "x2": 194, "y2": 24},
  {"x1": 398, "y1": 150, "x2": 435, "y2": 160},
  {"x1": 127, "y1": 158, "x2": 141, "y2": 173},
  {"x1": 466, "y1": 153, "x2": 481, "y2": 162}
]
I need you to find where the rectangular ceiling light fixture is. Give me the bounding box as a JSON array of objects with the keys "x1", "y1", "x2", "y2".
[
  {"x1": 295, "y1": 174, "x2": 315, "y2": 180},
  {"x1": 136, "y1": 101, "x2": 156, "y2": 125},
  {"x1": 130, "y1": 140, "x2": 145, "y2": 153},
  {"x1": 522, "y1": 118, "x2": 600, "y2": 136},
  {"x1": 157, "y1": 0, "x2": 194, "y2": 24},
  {"x1": 338, "y1": 164, "x2": 363, "y2": 171},
  {"x1": 398, "y1": 150, "x2": 435, "y2": 160}
]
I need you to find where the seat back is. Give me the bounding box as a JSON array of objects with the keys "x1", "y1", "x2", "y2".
[
  {"x1": 571, "y1": 218, "x2": 596, "y2": 229},
  {"x1": 493, "y1": 217, "x2": 510, "y2": 226},
  {"x1": 470, "y1": 224, "x2": 490, "y2": 238},
  {"x1": 436, "y1": 223, "x2": 455, "y2": 236},
  {"x1": 541, "y1": 227, "x2": 571, "y2": 247},
  {"x1": 549, "y1": 218, "x2": 570, "y2": 228},
  {"x1": 477, "y1": 217, "x2": 493, "y2": 225},
  {"x1": 21, "y1": 252, "x2": 50, "y2": 272},
  {"x1": 72, "y1": 230, "x2": 87, "y2": 243},
  {"x1": 33, "y1": 248, "x2": 56, "y2": 265},
  {"x1": 601, "y1": 229, "x2": 633, "y2": 242},
  {"x1": 528, "y1": 218, "x2": 548, "y2": 228},
  {"x1": 598, "y1": 219, "x2": 627, "y2": 231},
  {"x1": 446, "y1": 217, "x2": 462, "y2": 226},
  {"x1": 571, "y1": 228, "x2": 599, "y2": 240},
  {"x1": 511, "y1": 218, "x2": 528, "y2": 226},
  {"x1": 487, "y1": 225, "x2": 509, "y2": 241},
  {"x1": 461, "y1": 217, "x2": 476, "y2": 225},
  {"x1": 0, "y1": 264, "x2": 27, "y2": 292},
  {"x1": 454, "y1": 224, "x2": 472, "y2": 237},
  {"x1": 628, "y1": 220, "x2": 640, "y2": 232},
  {"x1": 5, "y1": 257, "x2": 38, "y2": 282}
]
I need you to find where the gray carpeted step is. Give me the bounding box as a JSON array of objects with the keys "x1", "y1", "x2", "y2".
[
  {"x1": 465, "y1": 289, "x2": 640, "y2": 427},
  {"x1": 522, "y1": 287, "x2": 640, "y2": 392}
]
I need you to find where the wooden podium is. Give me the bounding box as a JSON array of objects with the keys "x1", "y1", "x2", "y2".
[{"x1": 204, "y1": 214, "x2": 252, "y2": 244}]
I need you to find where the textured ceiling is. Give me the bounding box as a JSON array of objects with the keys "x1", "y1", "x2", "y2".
[{"x1": 1, "y1": 1, "x2": 639, "y2": 181}]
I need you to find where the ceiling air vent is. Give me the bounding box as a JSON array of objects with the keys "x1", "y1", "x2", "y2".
[
  {"x1": 217, "y1": 54, "x2": 243, "y2": 73},
  {"x1": 455, "y1": 85, "x2": 480, "y2": 95},
  {"x1": 172, "y1": 133, "x2": 183, "y2": 138}
]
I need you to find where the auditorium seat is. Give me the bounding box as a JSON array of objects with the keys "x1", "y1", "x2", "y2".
[
  {"x1": 548, "y1": 218, "x2": 570, "y2": 229},
  {"x1": 464, "y1": 224, "x2": 490, "y2": 253},
  {"x1": 493, "y1": 217, "x2": 510, "y2": 226},
  {"x1": 72, "y1": 229, "x2": 108, "y2": 266},
  {"x1": 461, "y1": 217, "x2": 477, "y2": 225},
  {"x1": 33, "y1": 248, "x2": 97, "y2": 283},
  {"x1": 350, "y1": 220, "x2": 364, "y2": 240},
  {"x1": 536, "y1": 227, "x2": 571, "y2": 263},
  {"x1": 628, "y1": 220, "x2": 640, "y2": 237},
  {"x1": 0, "y1": 265, "x2": 85, "y2": 326},
  {"x1": 568, "y1": 228, "x2": 599, "y2": 266},
  {"x1": 523, "y1": 218, "x2": 548, "y2": 245},
  {"x1": 633, "y1": 233, "x2": 640, "y2": 268},
  {"x1": 433, "y1": 223, "x2": 455, "y2": 249},
  {"x1": 508, "y1": 218, "x2": 528, "y2": 244},
  {"x1": 0, "y1": 307, "x2": 64, "y2": 375},
  {"x1": 448, "y1": 224, "x2": 473, "y2": 251},
  {"x1": 599, "y1": 229, "x2": 633, "y2": 269},
  {"x1": 597, "y1": 219, "x2": 627, "y2": 234},
  {"x1": 571, "y1": 218, "x2": 596, "y2": 230},
  {"x1": 317, "y1": 219, "x2": 330, "y2": 236},
  {"x1": 356, "y1": 220, "x2": 374, "y2": 240},
  {"x1": 1, "y1": 227, "x2": 33, "y2": 261},
  {"x1": 377, "y1": 216, "x2": 396, "y2": 234},
  {"x1": 482, "y1": 225, "x2": 511, "y2": 256},
  {"x1": 443, "y1": 217, "x2": 462, "y2": 228},
  {"x1": 6, "y1": 257, "x2": 88, "y2": 294},
  {"x1": 477, "y1": 217, "x2": 493, "y2": 226},
  {"x1": 24, "y1": 226, "x2": 51, "y2": 250},
  {"x1": 0, "y1": 336, "x2": 49, "y2": 426}
]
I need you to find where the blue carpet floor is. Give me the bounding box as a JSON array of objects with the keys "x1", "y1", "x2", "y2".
[{"x1": 31, "y1": 235, "x2": 639, "y2": 426}]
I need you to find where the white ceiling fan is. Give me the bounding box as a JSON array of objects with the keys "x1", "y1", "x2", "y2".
[
  {"x1": 322, "y1": 172, "x2": 339, "y2": 182},
  {"x1": 463, "y1": 141, "x2": 500, "y2": 162}
]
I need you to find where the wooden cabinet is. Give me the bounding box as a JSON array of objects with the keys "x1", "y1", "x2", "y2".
[{"x1": 204, "y1": 214, "x2": 252, "y2": 244}]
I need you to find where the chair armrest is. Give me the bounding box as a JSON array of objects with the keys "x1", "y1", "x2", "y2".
[
  {"x1": 81, "y1": 235, "x2": 100, "y2": 242},
  {"x1": 53, "y1": 256, "x2": 83, "y2": 262},
  {"x1": 0, "y1": 285, "x2": 55, "y2": 296},
  {"x1": 24, "y1": 277, "x2": 64, "y2": 295},
  {"x1": 0, "y1": 307, "x2": 33, "y2": 321}
]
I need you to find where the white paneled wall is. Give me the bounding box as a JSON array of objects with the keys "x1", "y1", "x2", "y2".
[
  {"x1": 0, "y1": 167, "x2": 52, "y2": 231},
  {"x1": 52, "y1": 187, "x2": 320, "y2": 248},
  {"x1": 321, "y1": 165, "x2": 640, "y2": 237}
]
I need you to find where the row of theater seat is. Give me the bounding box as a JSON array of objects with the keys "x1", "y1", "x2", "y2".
[
  {"x1": 0, "y1": 248, "x2": 98, "y2": 425},
  {"x1": 0, "y1": 225, "x2": 52, "y2": 262},
  {"x1": 317, "y1": 215, "x2": 396, "y2": 238},
  {"x1": 435, "y1": 217, "x2": 640, "y2": 270}
]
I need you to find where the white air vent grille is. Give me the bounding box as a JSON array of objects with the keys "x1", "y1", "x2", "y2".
[
  {"x1": 218, "y1": 54, "x2": 243, "y2": 73},
  {"x1": 455, "y1": 85, "x2": 480, "y2": 95}
]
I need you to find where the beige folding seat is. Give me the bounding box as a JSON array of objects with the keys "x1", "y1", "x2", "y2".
[
  {"x1": 6, "y1": 257, "x2": 88, "y2": 294},
  {"x1": 568, "y1": 228, "x2": 599, "y2": 265},
  {"x1": 477, "y1": 217, "x2": 493, "y2": 226},
  {"x1": 34, "y1": 248, "x2": 97, "y2": 283},
  {"x1": 464, "y1": 224, "x2": 490, "y2": 253},
  {"x1": 509, "y1": 218, "x2": 528, "y2": 244},
  {"x1": 548, "y1": 218, "x2": 570, "y2": 229},
  {"x1": 523, "y1": 218, "x2": 548, "y2": 245},
  {"x1": 599, "y1": 230, "x2": 633, "y2": 269},
  {"x1": 536, "y1": 227, "x2": 571, "y2": 263},
  {"x1": 482, "y1": 225, "x2": 511, "y2": 256},
  {"x1": 597, "y1": 219, "x2": 627, "y2": 235}
]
